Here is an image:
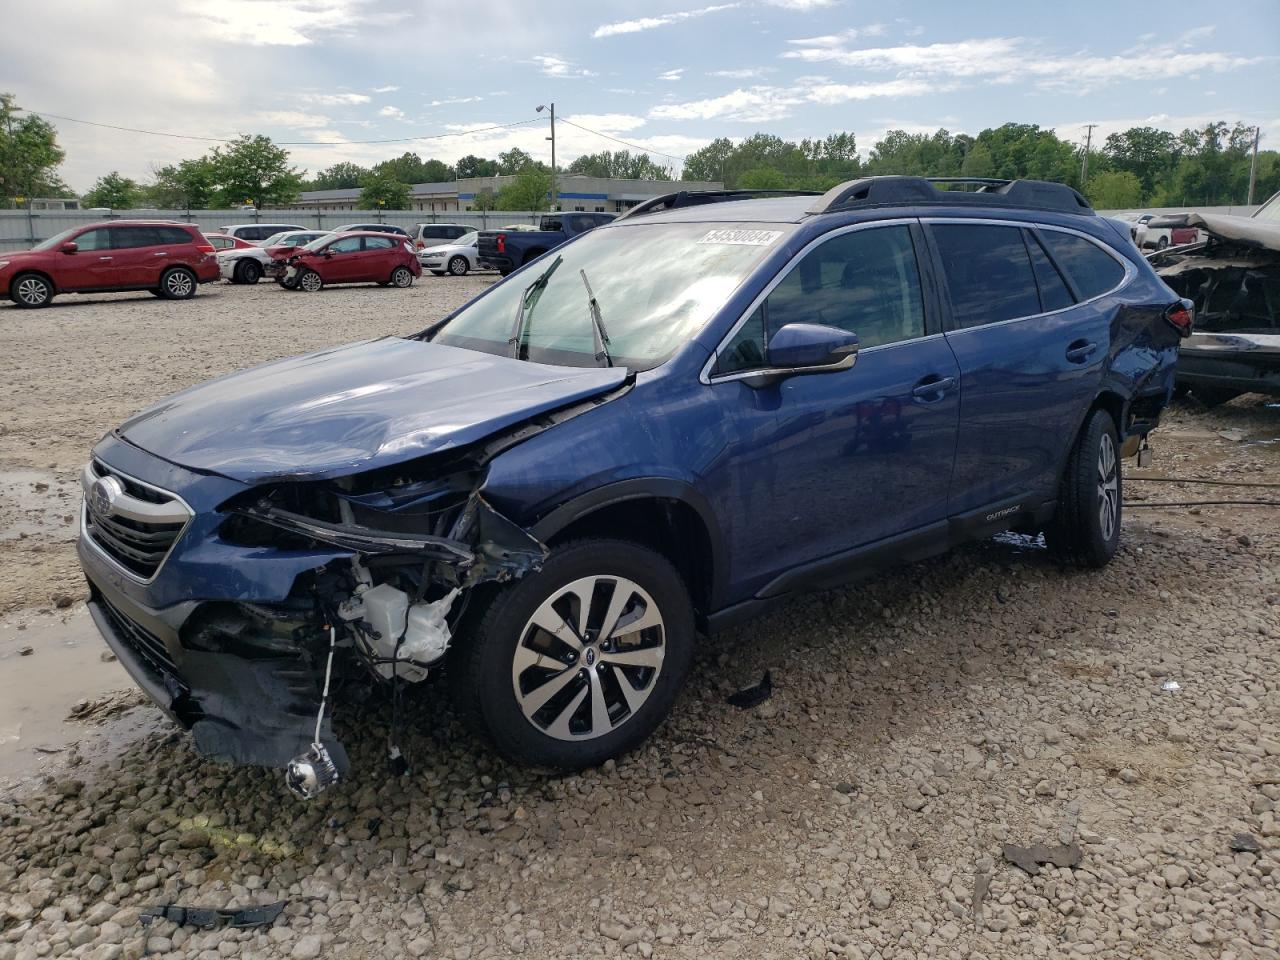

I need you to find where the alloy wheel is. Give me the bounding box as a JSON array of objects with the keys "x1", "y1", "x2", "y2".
[
  {"x1": 512, "y1": 575, "x2": 666, "y2": 741},
  {"x1": 299, "y1": 270, "x2": 322, "y2": 292},
  {"x1": 1097, "y1": 431, "x2": 1119, "y2": 541},
  {"x1": 392, "y1": 267, "x2": 413, "y2": 287},
  {"x1": 165, "y1": 271, "x2": 194, "y2": 297},
  {"x1": 15, "y1": 277, "x2": 49, "y2": 306}
]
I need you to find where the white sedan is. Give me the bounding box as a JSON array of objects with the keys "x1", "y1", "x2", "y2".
[
  {"x1": 218, "y1": 230, "x2": 331, "y2": 283},
  {"x1": 418, "y1": 231, "x2": 483, "y2": 276}
]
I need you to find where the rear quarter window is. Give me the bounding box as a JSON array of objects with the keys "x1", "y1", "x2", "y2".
[{"x1": 1039, "y1": 231, "x2": 1126, "y2": 301}]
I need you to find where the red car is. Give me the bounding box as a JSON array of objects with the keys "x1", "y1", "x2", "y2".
[
  {"x1": 0, "y1": 221, "x2": 218, "y2": 308},
  {"x1": 281, "y1": 232, "x2": 422, "y2": 292}
]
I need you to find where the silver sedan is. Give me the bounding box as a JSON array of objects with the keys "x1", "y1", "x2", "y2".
[{"x1": 419, "y1": 231, "x2": 483, "y2": 276}]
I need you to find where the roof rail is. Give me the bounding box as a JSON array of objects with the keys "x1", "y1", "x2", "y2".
[
  {"x1": 806, "y1": 176, "x2": 1093, "y2": 217},
  {"x1": 617, "y1": 189, "x2": 822, "y2": 221}
]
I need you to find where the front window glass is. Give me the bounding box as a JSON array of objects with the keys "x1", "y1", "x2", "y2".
[
  {"x1": 425, "y1": 222, "x2": 788, "y2": 370},
  {"x1": 328, "y1": 236, "x2": 363, "y2": 254},
  {"x1": 714, "y1": 225, "x2": 925, "y2": 376},
  {"x1": 72, "y1": 228, "x2": 112, "y2": 251}
]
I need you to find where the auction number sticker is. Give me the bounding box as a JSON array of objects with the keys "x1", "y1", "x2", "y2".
[{"x1": 697, "y1": 229, "x2": 783, "y2": 246}]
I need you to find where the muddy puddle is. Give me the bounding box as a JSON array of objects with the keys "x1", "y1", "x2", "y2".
[
  {"x1": 0, "y1": 468, "x2": 79, "y2": 543},
  {"x1": 0, "y1": 607, "x2": 165, "y2": 788}
]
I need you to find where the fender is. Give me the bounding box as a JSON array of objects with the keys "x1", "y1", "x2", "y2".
[{"x1": 528, "y1": 477, "x2": 729, "y2": 610}]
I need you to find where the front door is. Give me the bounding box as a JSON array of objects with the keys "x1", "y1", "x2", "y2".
[
  {"x1": 925, "y1": 220, "x2": 1119, "y2": 515},
  {"x1": 59, "y1": 227, "x2": 116, "y2": 290},
  {"x1": 320, "y1": 235, "x2": 364, "y2": 283},
  {"x1": 703, "y1": 221, "x2": 961, "y2": 597}
]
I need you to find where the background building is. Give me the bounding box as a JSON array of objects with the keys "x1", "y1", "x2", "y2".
[{"x1": 285, "y1": 175, "x2": 724, "y2": 214}]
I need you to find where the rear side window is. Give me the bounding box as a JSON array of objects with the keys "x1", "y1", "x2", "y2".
[
  {"x1": 365, "y1": 236, "x2": 394, "y2": 250},
  {"x1": 157, "y1": 226, "x2": 195, "y2": 245},
  {"x1": 110, "y1": 227, "x2": 160, "y2": 248},
  {"x1": 1039, "y1": 231, "x2": 1126, "y2": 301},
  {"x1": 1025, "y1": 233, "x2": 1074, "y2": 312},
  {"x1": 932, "y1": 224, "x2": 1041, "y2": 328}
]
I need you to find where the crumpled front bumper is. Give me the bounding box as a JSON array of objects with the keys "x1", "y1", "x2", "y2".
[{"x1": 1178, "y1": 332, "x2": 1280, "y2": 397}]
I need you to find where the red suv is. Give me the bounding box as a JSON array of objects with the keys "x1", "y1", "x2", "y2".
[
  {"x1": 0, "y1": 221, "x2": 218, "y2": 308},
  {"x1": 281, "y1": 232, "x2": 422, "y2": 292}
]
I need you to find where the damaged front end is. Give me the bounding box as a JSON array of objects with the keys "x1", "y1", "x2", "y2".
[
  {"x1": 1147, "y1": 209, "x2": 1280, "y2": 398},
  {"x1": 82, "y1": 444, "x2": 548, "y2": 799}
]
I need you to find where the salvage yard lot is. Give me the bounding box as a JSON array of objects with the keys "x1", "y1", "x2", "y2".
[{"x1": 1, "y1": 283, "x2": 1278, "y2": 959}]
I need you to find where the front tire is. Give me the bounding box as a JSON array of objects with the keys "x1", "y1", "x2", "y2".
[
  {"x1": 448, "y1": 255, "x2": 469, "y2": 277},
  {"x1": 158, "y1": 267, "x2": 197, "y2": 300},
  {"x1": 390, "y1": 266, "x2": 414, "y2": 288},
  {"x1": 297, "y1": 269, "x2": 323, "y2": 293},
  {"x1": 1046, "y1": 409, "x2": 1122, "y2": 568},
  {"x1": 451, "y1": 539, "x2": 695, "y2": 770},
  {"x1": 11, "y1": 273, "x2": 53, "y2": 308}
]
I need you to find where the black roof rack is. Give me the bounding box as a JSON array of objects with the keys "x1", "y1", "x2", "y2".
[
  {"x1": 806, "y1": 176, "x2": 1093, "y2": 216},
  {"x1": 616, "y1": 189, "x2": 822, "y2": 220}
]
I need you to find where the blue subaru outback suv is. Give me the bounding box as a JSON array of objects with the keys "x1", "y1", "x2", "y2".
[{"x1": 78, "y1": 177, "x2": 1190, "y2": 793}]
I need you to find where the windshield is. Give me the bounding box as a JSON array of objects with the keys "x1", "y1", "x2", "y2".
[
  {"x1": 1254, "y1": 191, "x2": 1280, "y2": 222},
  {"x1": 424, "y1": 221, "x2": 788, "y2": 370},
  {"x1": 261, "y1": 232, "x2": 291, "y2": 246},
  {"x1": 457, "y1": 231, "x2": 478, "y2": 245},
  {"x1": 302, "y1": 234, "x2": 337, "y2": 252},
  {"x1": 32, "y1": 227, "x2": 81, "y2": 251}
]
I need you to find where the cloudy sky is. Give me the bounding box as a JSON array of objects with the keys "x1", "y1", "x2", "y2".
[{"x1": 2, "y1": 0, "x2": 1277, "y2": 191}]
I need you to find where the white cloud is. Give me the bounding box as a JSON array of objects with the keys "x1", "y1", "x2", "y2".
[
  {"x1": 708, "y1": 67, "x2": 771, "y2": 79},
  {"x1": 658, "y1": 68, "x2": 685, "y2": 82},
  {"x1": 805, "y1": 78, "x2": 942, "y2": 104},
  {"x1": 378, "y1": 105, "x2": 404, "y2": 119},
  {"x1": 373, "y1": 85, "x2": 400, "y2": 93},
  {"x1": 565, "y1": 113, "x2": 648, "y2": 132},
  {"x1": 762, "y1": 0, "x2": 836, "y2": 9},
  {"x1": 650, "y1": 77, "x2": 935, "y2": 122},
  {"x1": 531, "y1": 54, "x2": 596, "y2": 78},
  {"x1": 783, "y1": 35, "x2": 1263, "y2": 93},
  {"x1": 302, "y1": 92, "x2": 372, "y2": 106},
  {"x1": 592, "y1": 4, "x2": 738, "y2": 39},
  {"x1": 426, "y1": 96, "x2": 485, "y2": 107},
  {"x1": 188, "y1": 0, "x2": 386, "y2": 46},
  {"x1": 253, "y1": 110, "x2": 333, "y2": 129}
]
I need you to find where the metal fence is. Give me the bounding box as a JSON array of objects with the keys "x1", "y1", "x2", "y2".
[{"x1": 0, "y1": 208, "x2": 548, "y2": 250}]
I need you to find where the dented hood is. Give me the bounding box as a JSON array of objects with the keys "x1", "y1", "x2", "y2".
[{"x1": 119, "y1": 337, "x2": 626, "y2": 483}]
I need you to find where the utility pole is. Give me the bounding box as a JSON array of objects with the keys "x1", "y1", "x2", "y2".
[
  {"x1": 1080, "y1": 124, "x2": 1097, "y2": 187},
  {"x1": 537, "y1": 102, "x2": 557, "y2": 212},
  {"x1": 1247, "y1": 126, "x2": 1261, "y2": 205}
]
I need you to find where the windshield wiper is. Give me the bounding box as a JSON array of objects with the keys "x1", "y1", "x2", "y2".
[
  {"x1": 579, "y1": 269, "x2": 613, "y2": 368},
  {"x1": 507, "y1": 256, "x2": 562, "y2": 360}
]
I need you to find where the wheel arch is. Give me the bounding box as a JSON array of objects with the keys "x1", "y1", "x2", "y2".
[
  {"x1": 9, "y1": 268, "x2": 57, "y2": 296},
  {"x1": 528, "y1": 479, "x2": 726, "y2": 619}
]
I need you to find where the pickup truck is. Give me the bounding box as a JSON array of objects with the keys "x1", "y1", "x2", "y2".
[{"x1": 478, "y1": 212, "x2": 615, "y2": 276}]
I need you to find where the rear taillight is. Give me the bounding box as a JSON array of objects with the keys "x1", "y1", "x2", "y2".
[
  {"x1": 495, "y1": 233, "x2": 507, "y2": 254},
  {"x1": 415, "y1": 239, "x2": 424, "y2": 249},
  {"x1": 195, "y1": 243, "x2": 215, "y2": 255},
  {"x1": 1164, "y1": 299, "x2": 1194, "y2": 338}
]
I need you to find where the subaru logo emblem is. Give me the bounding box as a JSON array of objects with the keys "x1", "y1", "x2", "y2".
[
  {"x1": 89, "y1": 476, "x2": 124, "y2": 518},
  {"x1": 584, "y1": 648, "x2": 596, "y2": 667}
]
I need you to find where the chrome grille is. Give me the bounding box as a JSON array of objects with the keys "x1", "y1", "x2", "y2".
[{"x1": 81, "y1": 460, "x2": 191, "y2": 581}]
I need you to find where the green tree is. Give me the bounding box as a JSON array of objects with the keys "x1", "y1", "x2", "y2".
[
  {"x1": 358, "y1": 169, "x2": 411, "y2": 209},
  {"x1": 209, "y1": 134, "x2": 302, "y2": 207},
  {"x1": 737, "y1": 167, "x2": 788, "y2": 189},
  {"x1": 1085, "y1": 170, "x2": 1143, "y2": 209},
  {"x1": 497, "y1": 148, "x2": 537, "y2": 175},
  {"x1": 456, "y1": 154, "x2": 498, "y2": 178},
  {"x1": 0, "y1": 93, "x2": 70, "y2": 202},
  {"x1": 145, "y1": 157, "x2": 217, "y2": 208},
  {"x1": 83, "y1": 171, "x2": 140, "y2": 209},
  {"x1": 566, "y1": 150, "x2": 672, "y2": 180},
  {"x1": 307, "y1": 162, "x2": 367, "y2": 190},
  {"x1": 372, "y1": 152, "x2": 453, "y2": 184},
  {"x1": 496, "y1": 167, "x2": 552, "y2": 210},
  {"x1": 682, "y1": 137, "x2": 735, "y2": 184},
  {"x1": 1102, "y1": 127, "x2": 1177, "y2": 196},
  {"x1": 960, "y1": 143, "x2": 995, "y2": 178}
]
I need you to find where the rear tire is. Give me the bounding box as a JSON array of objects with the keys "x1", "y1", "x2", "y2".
[
  {"x1": 1156, "y1": 236, "x2": 1169, "y2": 251},
  {"x1": 297, "y1": 269, "x2": 323, "y2": 293},
  {"x1": 235, "y1": 259, "x2": 262, "y2": 284},
  {"x1": 390, "y1": 266, "x2": 414, "y2": 288},
  {"x1": 450, "y1": 539, "x2": 695, "y2": 770},
  {"x1": 1046, "y1": 409, "x2": 1122, "y2": 568},
  {"x1": 158, "y1": 267, "x2": 197, "y2": 300},
  {"x1": 448, "y1": 256, "x2": 469, "y2": 277},
  {"x1": 10, "y1": 273, "x2": 53, "y2": 308}
]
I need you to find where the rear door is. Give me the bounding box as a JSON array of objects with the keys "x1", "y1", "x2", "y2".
[
  {"x1": 360, "y1": 235, "x2": 398, "y2": 280},
  {"x1": 107, "y1": 226, "x2": 166, "y2": 286},
  {"x1": 925, "y1": 219, "x2": 1124, "y2": 517}
]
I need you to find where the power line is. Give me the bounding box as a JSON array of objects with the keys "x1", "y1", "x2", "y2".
[
  {"x1": 24, "y1": 110, "x2": 542, "y2": 147},
  {"x1": 558, "y1": 118, "x2": 688, "y2": 163}
]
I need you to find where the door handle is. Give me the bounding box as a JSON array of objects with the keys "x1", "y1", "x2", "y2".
[
  {"x1": 1066, "y1": 340, "x2": 1098, "y2": 363},
  {"x1": 912, "y1": 375, "x2": 956, "y2": 400},
  {"x1": 152, "y1": 252, "x2": 169, "y2": 256},
  {"x1": 97, "y1": 256, "x2": 113, "y2": 261}
]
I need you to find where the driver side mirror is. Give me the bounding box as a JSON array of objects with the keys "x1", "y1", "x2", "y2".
[
  {"x1": 742, "y1": 323, "x2": 859, "y2": 388},
  {"x1": 60, "y1": 241, "x2": 78, "y2": 254},
  {"x1": 323, "y1": 250, "x2": 333, "y2": 258}
]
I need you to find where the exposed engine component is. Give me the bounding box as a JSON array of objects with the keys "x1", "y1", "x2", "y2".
[
  {"x1": 286, "y1": 625, "x2": 341, "y2": 800},
  {"x1": 343, "y1": 581, "x2": 460, "y2": 682}
]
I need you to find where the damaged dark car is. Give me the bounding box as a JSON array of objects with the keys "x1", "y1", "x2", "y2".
[
  {"x1": 1146, "y1": 189, "x2": 1280, "y2": 404},
  {"x1": 78, "y1": 177, "x2": 1185, "y2": 797}
]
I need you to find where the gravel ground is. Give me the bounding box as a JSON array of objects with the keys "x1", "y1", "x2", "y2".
[{"x1": 1, "y1": 282, "x2": 1279, "y2": 959}]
